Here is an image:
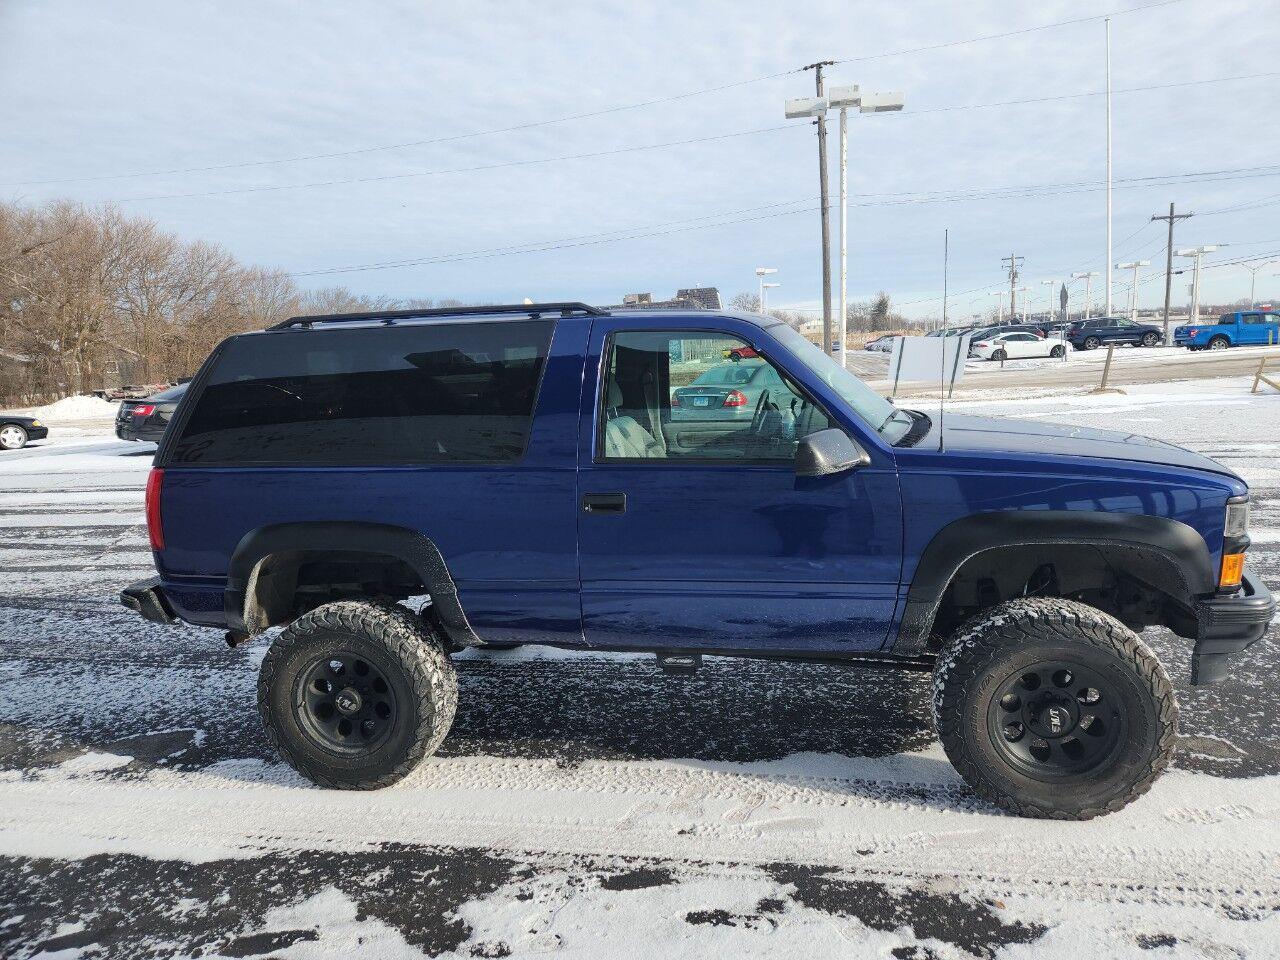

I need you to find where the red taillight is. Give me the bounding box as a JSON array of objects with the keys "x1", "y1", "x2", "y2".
[
  {"x1": 974, "y1": 342, "x2": 989, "y2": 348},
  {"x1": 1188, "y1": 328, "x2": 1199, "y2": 336},
  {"x1": 133, "y1": 404, "x2": 155, "y2": 417},
  {"x1": 145, "y1": 468, "x2": 164, "y2": 551},
  {"x1": 670, "y1": 393, "x2": 680, "y2": 407},
  {"x1": 723, "y1": 389, "x2": 748, "y2": 407}
]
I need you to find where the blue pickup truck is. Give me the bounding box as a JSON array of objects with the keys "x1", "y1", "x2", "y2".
[
  {"x1": 1175, "y1": 310, "x2": 1280, "y2": 350},
  {"x1": 121, "y1": 302, "x2": 1273, "y2": 819}
]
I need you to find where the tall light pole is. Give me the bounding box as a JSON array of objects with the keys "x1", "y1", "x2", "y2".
[
  {"x1": 990, "y1": 291, "x2": 1005, "y2": 322},
  {"x1": 755, "y1": 267, "x2": 777, "y2": 312},
  {"x1": 1104, "y1": 17, "x2": 1114, "y2": 316},
  {"x1": 785, "y1": 62, "x2": 835, "y2": 355},
  {"x1": 1041, "y1": 280, "x2": 1057, "y2": 322},
  {"x1": 1016, "y1": 287, "x2": 1030, "y2": 322},
  {"x1": 828, "y1": 85, "x2": 904, "y2": 368},
  {"x1": 1177, "y1": 246, "x2": 1217, "y2": 325},
  {"x1": 1116, "y1": 260, "x2": 1151, "y2": 320},
  {"x1": 761, "y1": 282, "x2": 781, "y2": 312},
  {"x1": 1240, "y1": 260, "x2": 1279, "y2": 307},
  {"x1": 1073, "y1": 271, "x2": 1100, "y2": 319}
]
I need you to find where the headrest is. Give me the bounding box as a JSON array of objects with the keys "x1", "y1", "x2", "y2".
[{"x1": 607, "y1": 381, "x2": 623, "y2": 408}]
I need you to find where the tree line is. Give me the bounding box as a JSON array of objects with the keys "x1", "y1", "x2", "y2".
[{"x1": 0, "y1": 201, "x2": 461, "y2": 405}]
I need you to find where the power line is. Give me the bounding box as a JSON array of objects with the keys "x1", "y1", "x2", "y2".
[
  {"x1": 2, "y1": 0, "x2": 1197, "y2": 189},
  {"x1": 99, "y1": 80, "x2": 1280, "y2": 207}
]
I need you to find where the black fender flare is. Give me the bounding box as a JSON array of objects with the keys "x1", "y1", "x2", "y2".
[
  {"x1": 225, "y1": 521, "x2": 480, "y2": 646},
  {"x1": 893, "y1": 510, "x2": 1216, "y2": 653}
]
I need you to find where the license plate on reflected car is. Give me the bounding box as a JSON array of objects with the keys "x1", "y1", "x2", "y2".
[{"x1": 693, "y1": 397, "x2": 710, "y2": 407}]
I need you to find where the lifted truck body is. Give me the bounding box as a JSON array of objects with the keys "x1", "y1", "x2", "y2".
[{"x1": 128, "y1": 306, "x2": 1271, "y2": 686}]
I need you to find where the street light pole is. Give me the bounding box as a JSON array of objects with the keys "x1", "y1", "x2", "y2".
[
  {"x1": 755, "y1": 266, "x2": 777, "y2": 313},
  {"x1": 1016, "y1": 287, "x2": 1030, "y2": 322},
  {"x1": 1104, "y1": 17, "x2": 1114, "y2": 316},
  {"x1": 1041, "y1": 280, "x2": 1057, "y2": 322},
  {"x1": 787, "y1": 78, "x2": 902, "y2": 358},
  {"x1": 1177, "y1": 246, "x2": 1217, "y2": 325},
  {"x1": 1072, "y1": 271, "x2": 1100, "y2": 319},
  {"x1": 990, "y1": 291, "x2": 1004, "y2": 322},
  {"x1": 1241, "y1": 260, "x2": 1279, "y2": 307},
  {"x1": 761, "y1": 282, "x2": 781, "y2": 311},
  {"x1": 1116, "y1": 260, "x2": 1151, "y2": 321}
]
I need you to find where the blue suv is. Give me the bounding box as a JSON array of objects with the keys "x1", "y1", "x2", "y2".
[{"x1": 122, "y1": 302, "x2": 1273, "y2": 818}]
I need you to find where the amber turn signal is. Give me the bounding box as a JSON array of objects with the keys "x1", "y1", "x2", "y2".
[{"x1": 1220, "y1": 552, "x2": 1245, "y2": 590}]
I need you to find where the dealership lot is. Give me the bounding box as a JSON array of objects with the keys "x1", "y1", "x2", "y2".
[{"x1": 2, "y1": 378, "x2": 1279, "y2": 958}]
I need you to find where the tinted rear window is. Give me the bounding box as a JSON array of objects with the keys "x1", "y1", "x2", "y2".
[
  {"x1": 171, "y1": 320, "x2": 553, "y2": 465},
  {"x1": 149, "y1": 384, "x2": 188, "y2": 401}
]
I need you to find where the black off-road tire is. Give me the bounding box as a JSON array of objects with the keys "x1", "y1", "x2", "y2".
[
  {"x1": 258, "y1": 600, "x2": 457, "y2": 789},
  {"x1": 932, "y1": 597, "x2": 1177, "y2": 819}
]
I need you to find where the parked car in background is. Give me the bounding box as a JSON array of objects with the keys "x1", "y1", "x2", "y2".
[
  {"x1": 969, "y1": 331, "x2": 1067, "y2": 361},
  {"x1": 1175, "y1": 311, "x2": 1280, "y2": 350},
  {"x1": 972, "y1": 323, "x2": 1046, "y2": 340},
  {"x1": 1066, "y1": 317, "x2": 1163, "y2": 350},
  {"x1": 0, "y1": 414, "x2": 47, "y2": 451},
  {"x1": 863, "y1": 335, "x2": 897, "y2": 352},
  {"x1": 116, "y1": 382, "x2": 188, "y2": 442}
]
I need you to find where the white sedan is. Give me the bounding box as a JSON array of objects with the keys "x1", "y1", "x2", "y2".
[{"x1": 969, "y1": 331, "x2": 1067, "y2": 361}]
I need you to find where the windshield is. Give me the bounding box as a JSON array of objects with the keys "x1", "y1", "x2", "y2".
[{"x1": 768, "y1": 324, "x2": 911, "y2": 444}]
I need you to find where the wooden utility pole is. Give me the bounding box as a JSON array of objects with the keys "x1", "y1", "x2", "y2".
[
  {"x1": 1152, "y1": 203, "x2": 1193, "y2": 345},
  {"x1": 1001, "y1": 254, "x2": 1023, "y2": 318},
  {"x1": 805, "y1": 60, "x2": 836, "y2": 355}
]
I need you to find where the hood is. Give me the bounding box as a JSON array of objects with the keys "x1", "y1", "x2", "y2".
[{"x1": 936, "y1": 412, "x2": 1240, "y2": 479}]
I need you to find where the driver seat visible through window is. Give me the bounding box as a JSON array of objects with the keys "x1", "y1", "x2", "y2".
[{"x1": 604, "y1": 381, "x2": 666, "y2": 458}]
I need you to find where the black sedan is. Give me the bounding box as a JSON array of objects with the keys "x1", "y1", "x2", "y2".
[
  {"x1": 116, "y1": 382, "x2": 187, "y2": 442},
  {"x1": 0, "y1": 415, "x2": 48, "y2": 451}
]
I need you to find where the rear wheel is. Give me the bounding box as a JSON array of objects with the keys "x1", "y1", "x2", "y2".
[
  {"x1": 1141, "y1": 332, "x2": 1159, "y2": 347},
  {"x1": 933, "y1": 598, "x2": 1176, "y2": 819},
  {"x1": 258, "y1": 600, "x2": 457, "y2": 789},
  {"x1": 991, "y1": 349, "x2": 1007, "y2": 362},
  {"x1": 1049, "y1": 344, "x2": 1066, "y2": 358},
  {"x1": 1083, "y1": 336, "x2": 1101, "y2": 350},
  {"x1": 1209, "y1": 335, "x2": 1230, "y2": 350},
  {"x1": 0, "y1": 424, "x2": 27, "y2": 450}
]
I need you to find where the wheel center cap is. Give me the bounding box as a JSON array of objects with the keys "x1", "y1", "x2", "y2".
[
  {"x1": 334, "y1": 687, "x2": 363, "y2": 715},
  {"x1": 1029, "y1": 697, "x2": 1078, "y2": 738}
]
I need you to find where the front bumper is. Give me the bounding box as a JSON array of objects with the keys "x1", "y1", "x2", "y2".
[
  {"x1": 1192, "y1": 567, "x2": 1275, "y2": 684},
  {"x1": 121, "y1": 576, "x2": 177, "y2": 625}
]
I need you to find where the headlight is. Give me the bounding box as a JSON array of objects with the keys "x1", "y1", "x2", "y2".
[
  {"x1": 29, "y1": 419, "x2": 41, "y2": 427},
  {"x1": 1225, "y1": 499, "x2": 1250, "y2": 540}
]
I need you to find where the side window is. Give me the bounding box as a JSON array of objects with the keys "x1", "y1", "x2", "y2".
[
  {"x1": 1243, "y1": 313, "x2": 1266, "y2": 325},
  {"x1": 172, "y1": 320, "x2": 553, "y2": 465},
  {"x1": 599, "y1": 331, "x2": 831, "y2": 462}
]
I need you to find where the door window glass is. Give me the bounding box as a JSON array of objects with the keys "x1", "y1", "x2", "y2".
[{"x1": 599, "y1": 331, "x2": 831, "y2": 462}]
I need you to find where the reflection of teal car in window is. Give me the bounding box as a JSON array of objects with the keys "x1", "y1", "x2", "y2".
[
  {"x1": 1175, "y1": 311, "x2": 1280, "y2": 350},
  {"x1": 670, "y1": 359, "x2": 787, "y2": 422}
]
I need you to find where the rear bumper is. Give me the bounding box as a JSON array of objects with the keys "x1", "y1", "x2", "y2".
[
  {"x1": 1192, "y1": 567, "x2": 1275, "y2": 684},
  {"x1": 120, "y1": 576, "x2": 178, "y2": 625}
]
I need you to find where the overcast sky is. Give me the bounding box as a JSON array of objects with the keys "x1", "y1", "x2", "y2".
[{"x1": 2, "y1": 0, "x2": 1277, "y2": 319}]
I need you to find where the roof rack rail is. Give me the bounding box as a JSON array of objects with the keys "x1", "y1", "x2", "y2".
[{"x1": 268, "y1": 301, "x2": 608, "y2": 331}]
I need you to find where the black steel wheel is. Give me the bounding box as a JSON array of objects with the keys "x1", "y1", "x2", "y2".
[
  {"x1": 986, "y1": 659, "x2": 1123, "y2": 777},
  {"x1": 933, "y1": 597, "x2": 1176, "y2": 819},
  {"x1": 259, "y1": 600, "x2": 457, "y2": 789},
  {"x1": 295, "y1": 651, "x2": 399, "y2": 753}
]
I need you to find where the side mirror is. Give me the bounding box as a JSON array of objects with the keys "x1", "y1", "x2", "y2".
[{"x1": 795, "y1": 428, "x2": 870, "y2": 478}]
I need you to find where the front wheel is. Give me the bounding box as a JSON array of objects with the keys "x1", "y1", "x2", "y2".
[
  {"x1": 1083, "y1": 336, "x2": 1101, "y2": 350},
  {"x1": 1209, "y1": 336, "x2": 1230, "y2": 351},
  {"x1": 933, "y1": 598, "x2": 1176, "y2": 819},
  {"x1": 258, "y1": 600, "x2": 458, "y2": 789},
  {"x1": 1049, "y1": 344, "x2": 1066, "y2": 358},
  {"x1": 1141, "y1": 332, "x2": 1160, "y2": 347},
  {"x1": 0, "y1": 424, "x2": 28, "y2": 450}
]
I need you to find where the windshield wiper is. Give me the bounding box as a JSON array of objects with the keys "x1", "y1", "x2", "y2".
[{"x1": 876, "y1": 408, "x2": 911, "y2": 433}]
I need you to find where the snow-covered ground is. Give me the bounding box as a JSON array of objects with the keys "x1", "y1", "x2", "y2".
[{"x1": 2, "y1": 380, "x2": 1278, "y2": 958}]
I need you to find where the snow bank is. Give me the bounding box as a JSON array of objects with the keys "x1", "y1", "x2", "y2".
[{"x1": 28, "y1": 394, "x2": 119, "y2": 421}]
